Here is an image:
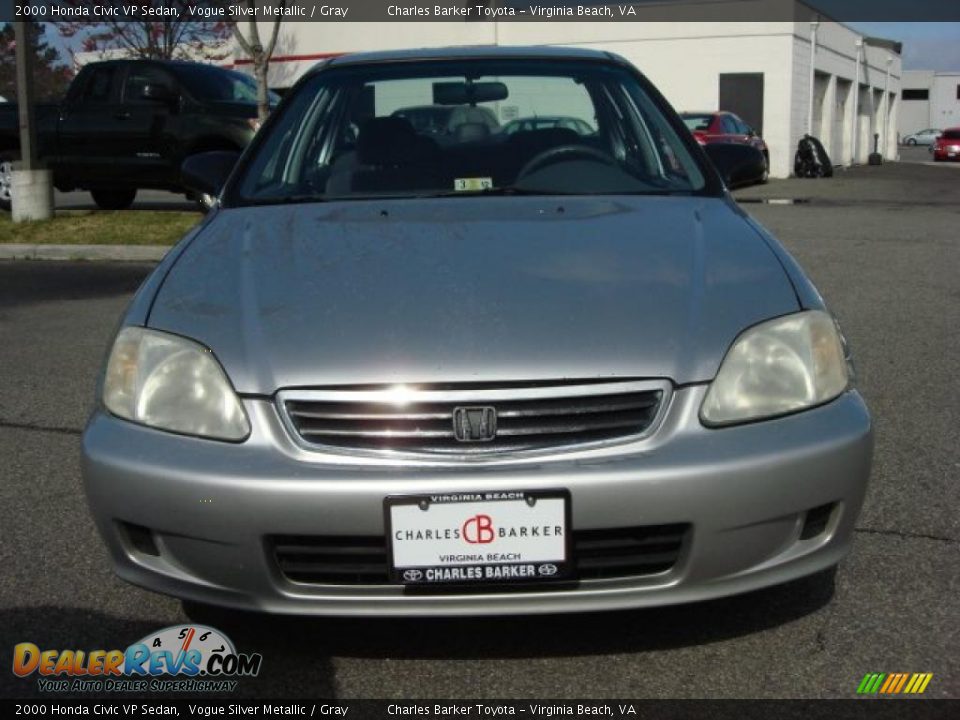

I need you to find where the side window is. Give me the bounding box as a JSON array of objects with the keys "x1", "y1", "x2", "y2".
[
  {"x1": 721, "y1": 115, "x2": 740, "y2": 134},
  {"x1": 123, "y1": 67, "x2": 175, "y2": 104},
  {"x1": 81, "y1": 67, "x2": 117, "y2": 105}
]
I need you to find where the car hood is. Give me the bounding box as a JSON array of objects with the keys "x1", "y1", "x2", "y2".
[{"x1": 149, "y1": 196, "x2": 798, "y2": 394}]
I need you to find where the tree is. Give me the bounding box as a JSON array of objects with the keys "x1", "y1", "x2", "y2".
[
  {"x1": 56, "y1": 1, "x2": 232, "y2": 62},
  {"x1": 0, "y1": 22, "x2": 73, "y2": 102},
  {"x1": 228, "y1": 1, "x2": 284, "y2": 123}
]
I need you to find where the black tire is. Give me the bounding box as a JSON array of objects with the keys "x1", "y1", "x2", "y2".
[
  {"x1": 91, "y1": 188, "x2": 137, "y2": 210},
  {"x1": 0, "y1": 151, "x2": 19, "y2": 212},
  {"x1": 759, "y1": 153, "x2": 770, "y2": 184},
  {"x1": 906, "y1": 138, "x2": 917, "y2": 146}
]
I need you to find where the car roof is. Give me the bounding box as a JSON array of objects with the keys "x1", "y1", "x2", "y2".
[{"x1": 320, "y1": 45, "x2": 619, "y2": 70}]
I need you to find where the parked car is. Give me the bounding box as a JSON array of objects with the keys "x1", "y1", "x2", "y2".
[
  {"x1": 902, "y1": 128, "x2": 942, "y2": 146},
  {"x1": 0, "y1": 59, "x2": 276, "y2": 212},
  {"x1": 502, "y1": 115, "x2": 595, "y2": 136},
  {"x1": 681, "y1": 111, "x2": 769, "y2": 183},
  {"x1": 931, "y1": 128, "x2": 960, "y2": 161},
  {"x1": 82, "y1": 46, "x2": 872, "y2": 617}
]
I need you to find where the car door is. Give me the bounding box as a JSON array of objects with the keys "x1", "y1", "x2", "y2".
[
  {"x1": 56, "y1": 64, "x2": 126, "y2": 183},
  {"x1": 116, "y1": 64, "x2": 182, "y2": 187}
]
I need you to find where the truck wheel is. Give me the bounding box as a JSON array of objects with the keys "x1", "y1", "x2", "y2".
[
  {"x1": 0, "y1": 153, "x2": 17, "y2": 212},
  {"x1": 91, "y1": 188, "x2": 137, "y2": 211}
]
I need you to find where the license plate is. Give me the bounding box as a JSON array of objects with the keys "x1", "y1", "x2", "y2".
[{"x1": 385, "y1": 490, "x2": 571, "y2": 585}]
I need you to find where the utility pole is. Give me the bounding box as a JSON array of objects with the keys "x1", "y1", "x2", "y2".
[{"x1": 12, "y1": 21, "x2": 53, "y2": 221}]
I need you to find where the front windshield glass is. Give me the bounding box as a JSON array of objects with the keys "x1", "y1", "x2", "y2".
[{"x1": 235, "y1": 59, "x2": 707, "y2": 203}]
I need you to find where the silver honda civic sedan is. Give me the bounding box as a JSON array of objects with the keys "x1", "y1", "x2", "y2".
[{"x1": 82, "y1": 47, "x2": 872, "y2": 616}]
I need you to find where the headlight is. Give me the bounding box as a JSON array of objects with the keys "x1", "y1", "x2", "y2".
[
  {"x1": 102, "y1": 327, "x2": 250, "y2": 441},
  {"x1": 701, "y1": 310, "x2": 850, "y2": 426}
]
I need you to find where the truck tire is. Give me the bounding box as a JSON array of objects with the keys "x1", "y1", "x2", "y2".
[
  {"x1": 91, "y1": 188, "x2": 137, "y2": 211},
  {"x1": 0, "y1": 152, "x2": 18, "y2": 212}
]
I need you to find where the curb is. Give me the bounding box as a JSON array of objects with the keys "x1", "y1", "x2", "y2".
[{"x1": 0, "y1": 244, "x2": 170, "y2": 262}]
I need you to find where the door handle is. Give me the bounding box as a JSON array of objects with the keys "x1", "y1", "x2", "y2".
[{"x1": 114, "y1": 112, "x2": 131, "y2": 120}]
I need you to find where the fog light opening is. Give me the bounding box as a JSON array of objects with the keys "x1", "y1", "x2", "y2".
[
  {"x1": 800, "y1": 503, "x2": 836, "y2": 540},
  {"x1": 121, "y1": 522, "x2": 161, "y2": 557}
]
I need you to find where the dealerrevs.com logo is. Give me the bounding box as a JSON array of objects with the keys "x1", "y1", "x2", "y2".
[{"x1": 12, "y1": 625, "x2": 262, "y2": 693}]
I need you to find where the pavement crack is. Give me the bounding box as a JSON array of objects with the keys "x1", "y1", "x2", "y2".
[
  {"x1": 0, "y1": 420, "x2": 82, "y2": 437},
  {"x1": 855, "y1": 526, "x2": 957, "y2": 545}
]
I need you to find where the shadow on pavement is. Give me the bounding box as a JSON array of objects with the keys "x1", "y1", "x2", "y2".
[{"x1": 0, "y1": 262, "x2": 154, "y2": 308}]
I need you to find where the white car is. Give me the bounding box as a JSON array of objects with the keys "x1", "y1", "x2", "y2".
[{"x1": 902, "y1": 128, "x2": 942, "y2": 146}]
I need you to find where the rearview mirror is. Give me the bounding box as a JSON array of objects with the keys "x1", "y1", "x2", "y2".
[
  {"x1": 181, "y1": 151, "x2": 240, "y2": 199},
  {"x1": 433, "y1": 81, "x2": 508, "y2": 105},
  {"x1": 703, "y1": 143, "x2": 766, "y2": 189}
]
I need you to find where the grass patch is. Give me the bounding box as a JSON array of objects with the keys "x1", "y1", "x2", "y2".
[{"x1": 0, "y1": 210, "x2": 200, "y2": 246}]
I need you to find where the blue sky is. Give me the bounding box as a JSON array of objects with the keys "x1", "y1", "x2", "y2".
[{"x1": 850, "y1": 22, "x2": 960, "y2": 71}]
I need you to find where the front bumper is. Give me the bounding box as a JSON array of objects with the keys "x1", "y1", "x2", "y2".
[{"x1": 81, "y1": 386, "x2": 872, "y2": 616}]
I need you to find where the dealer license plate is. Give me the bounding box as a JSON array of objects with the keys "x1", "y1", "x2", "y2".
[{"x1": 385, "y1": 490, "x2": 571, "y2": 585}]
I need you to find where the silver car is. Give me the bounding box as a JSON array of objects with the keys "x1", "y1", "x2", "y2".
[
  {"x1": 82, "y1": 47, "x2": 872, "y2": 616},
  {"x1": 902, "y1": 128, "x2": 942, "y2": 146}
]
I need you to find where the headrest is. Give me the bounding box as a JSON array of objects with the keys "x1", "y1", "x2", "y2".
[{"x1": 455, "y1": 122, "x2": 490, "y2": 144}]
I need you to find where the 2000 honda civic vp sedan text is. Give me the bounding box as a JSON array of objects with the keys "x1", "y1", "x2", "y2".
[{"x1": 82, "y1": 47, "x2": 873, "y2": 616}]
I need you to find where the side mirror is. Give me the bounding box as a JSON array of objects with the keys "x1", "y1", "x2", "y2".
[
  {"x1": 703, "y1": 143, "x2": 766, "y2": 189},
  {"x1": 141, "y1": 83, "x2": 175, "y2": 104},
  {"x1": 181, "y1": 151, "x2": 240, "y2": 199}
]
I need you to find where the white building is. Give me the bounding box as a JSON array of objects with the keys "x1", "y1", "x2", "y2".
[
  {"x1": 231, "y1": 0, "x2": 901, "y2": 178},
  {"x1": 899, "y1": 70, "x2": 960, "y2": 136}
]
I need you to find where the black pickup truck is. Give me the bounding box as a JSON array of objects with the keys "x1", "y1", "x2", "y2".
[{"x1": 0, "y1": 59, "x2": 273, "y2": 211}]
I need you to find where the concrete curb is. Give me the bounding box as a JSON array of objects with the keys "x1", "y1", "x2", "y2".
[{"x1": 0, "y1": 244, "x2": 170, "y2": 262}]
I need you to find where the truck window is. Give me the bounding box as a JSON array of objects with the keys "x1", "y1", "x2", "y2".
[
  {"x1": 124, "y1": 67, "x2": 176, "y2": 104},
  {"x1": 81, "y1": 67, "x2": 117, "y2": 105}
]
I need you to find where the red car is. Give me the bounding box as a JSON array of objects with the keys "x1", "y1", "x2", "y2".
[
  {"x1": 932, "y1": 128, "x2": 960, "y2": 161},
  {"x1": 681, "y1": 111, "x2": 769, "y2": 182}
]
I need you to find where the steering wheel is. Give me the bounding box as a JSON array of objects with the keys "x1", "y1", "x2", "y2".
[{"x1": 516, "y1": 144, "x2": 617, "y2": 181}]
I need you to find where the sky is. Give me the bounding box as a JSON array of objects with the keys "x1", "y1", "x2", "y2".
[{"x1": 850, "y1": 22, "x2": 960, "y2": 72}]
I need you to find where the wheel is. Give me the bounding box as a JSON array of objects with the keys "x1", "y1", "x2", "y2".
[
  {"x1": 759, "y1": 153, "x2": 770, "y2": 184},
  {"x1": 0, "y1": 152, "x2": 18, "y2": 212},
  {"x1": 516, "y1": 144, "x2": 617, "y2": 181},
  {"x1": 90, "y1": 188, "x2": 137, "y2": 210},
  {"x1": 906, "y1": 138, "x2": 917, "y2": 146}
]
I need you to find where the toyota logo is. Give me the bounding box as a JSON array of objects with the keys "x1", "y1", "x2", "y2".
[
  {"x1": 403, "y1": 569, "x2": 424, "y2": 582},
  {"x1": 538, "y1": 563, "x2": 558, "y2": 577}
]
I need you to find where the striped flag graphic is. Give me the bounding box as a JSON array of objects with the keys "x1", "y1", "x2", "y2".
[{"x1": 857, "y1": 673, "x2": 933, "y2": 695}]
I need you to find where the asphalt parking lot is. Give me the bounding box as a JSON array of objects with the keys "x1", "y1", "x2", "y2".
[{"x1": 1, "y1": 160, "x2": 957, "y2": 700}]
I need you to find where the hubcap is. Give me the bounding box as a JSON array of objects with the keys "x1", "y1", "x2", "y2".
[{"x1": 0, "y1": 160, "x2": 13, "y2": 203}]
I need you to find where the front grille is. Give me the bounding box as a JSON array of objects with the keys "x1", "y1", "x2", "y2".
[
  {"x1": 271, "y1": 524, "x2": 689, "y2": 586},
  {"x1": 279, "y1": 380, "x2": 666, "y2": 457}
]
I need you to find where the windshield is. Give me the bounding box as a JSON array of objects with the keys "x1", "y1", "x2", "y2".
[
  {"x1": 175, "y1": 65, "x2": 280, "y2": 105},
  {"x1": 234, "y1": 59, "x2": 707, "y2": 204}
]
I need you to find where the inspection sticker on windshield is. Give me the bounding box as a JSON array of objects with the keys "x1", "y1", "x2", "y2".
[
  {"x1": 453, "y1": 177, "x2": 493, "y2": 192},
  {"x1": 386, "y1": 490, "x2": 571, "y2": 585}
]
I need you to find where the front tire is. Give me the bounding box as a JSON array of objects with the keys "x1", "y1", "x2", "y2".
[
  {"x1": 0, "y1": 152, "x2": 18, "y2": 212},
  {"x1": 91, "y1": 188, "x2": 137, "y2": 211},
  {"x1": 906, "y1": 138, "x2": 917, "y2": 146},
  {"x1": 759, "y1": 153, "x2": 770, "y2": 184}
]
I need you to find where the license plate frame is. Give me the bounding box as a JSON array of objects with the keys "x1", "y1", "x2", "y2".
[{"x1": 384, "y1": 489, "x2": 573, "y2": 586}]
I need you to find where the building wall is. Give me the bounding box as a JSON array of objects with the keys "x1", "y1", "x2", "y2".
[{"x1": 899, "y1": 71, "x2": 960, "y2": 137}]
